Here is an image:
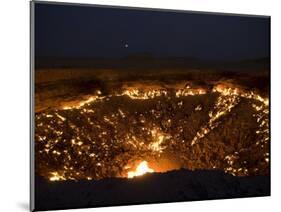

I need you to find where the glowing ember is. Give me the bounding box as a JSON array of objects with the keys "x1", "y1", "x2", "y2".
[
  {"x1": 127, "y1": 161, "x2": 154, "y2": 178},
  {"x1": 49, "y1": 171, "x2": 66, "y2": 181},
  {"x1": 35, "y1": 84, "x2": 269, "y2": 181}
]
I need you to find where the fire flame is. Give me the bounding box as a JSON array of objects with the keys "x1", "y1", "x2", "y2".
[
  {"x1": 36, "y1": 84, "x2": 269, "y2": 181},
  {"x1": 127, "y1": 161, "x2": 154, "y2": 178}
]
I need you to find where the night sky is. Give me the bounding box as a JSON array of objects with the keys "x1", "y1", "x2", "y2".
[{"x1": 35, "y1": 2, "x2": 270, "y2": 61}]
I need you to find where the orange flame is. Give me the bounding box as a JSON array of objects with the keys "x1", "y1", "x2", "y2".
[{"x1": 127, "y1": 161, "x2": 154, "y2": 178}]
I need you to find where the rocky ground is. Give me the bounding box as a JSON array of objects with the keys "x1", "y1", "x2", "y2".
[{"x1": 35, "y1": 169, "x2": 270, "y2": 211}]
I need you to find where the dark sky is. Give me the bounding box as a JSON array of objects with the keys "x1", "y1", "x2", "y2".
[{"x1": 35, "y1": 2, "x2": 270, "y2": 61}]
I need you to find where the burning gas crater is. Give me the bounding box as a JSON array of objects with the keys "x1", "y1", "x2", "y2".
[{"x1": 35, "y1": 84, "x2": 269, "y2": 181}]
